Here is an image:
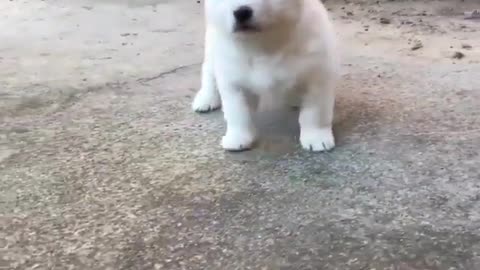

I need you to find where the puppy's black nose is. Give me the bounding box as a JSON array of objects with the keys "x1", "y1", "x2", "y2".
[{"x1": 233, "y1": 6, "x2": 253, "y2": 23}]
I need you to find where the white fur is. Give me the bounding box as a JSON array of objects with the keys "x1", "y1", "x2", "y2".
[{"x1": 193, "y1": 0, "x2": 340, "y2": 152}]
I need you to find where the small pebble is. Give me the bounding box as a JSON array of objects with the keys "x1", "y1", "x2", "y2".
[
  {"x1": 452, "y1": 51, "x2": 465, "y2": 59},
  {"x1": 411, "y1": 42, "x2": 423, "y2": 51},
  {"x1": 380, "y1": 18, "x2": 391, "y2": 24}
]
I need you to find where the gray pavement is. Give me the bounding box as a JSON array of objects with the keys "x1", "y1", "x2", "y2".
[{"x1": 1, "y1": 0, "x2": 480, "y2": 269}]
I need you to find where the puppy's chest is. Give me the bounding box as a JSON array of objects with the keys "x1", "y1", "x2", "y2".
[{"x1": 235, "y1": 56, "x2": 299, "y2": 93}]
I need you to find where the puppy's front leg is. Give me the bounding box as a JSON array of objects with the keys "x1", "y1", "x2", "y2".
[
  {"x1": 299, "y1": 79, "x2": 335, "y2": 152},
  {"x1": 192, "y1": 28, "x2": 221, "y2": 113},
  {"x1": 217, "y1": 79, "x2": 256, "y2": 151}
]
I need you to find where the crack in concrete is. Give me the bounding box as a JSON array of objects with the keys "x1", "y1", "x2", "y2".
[{"x1": 136, "y1": 63, "x2": 200, "y2": 84}]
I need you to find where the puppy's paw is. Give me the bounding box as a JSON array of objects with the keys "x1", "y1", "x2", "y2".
[
  {"x1": 221, "y1": 129, "x2": 256, "y2": 152},
  {"x1": 192, "y1": 88, "x2": 221, "y2": 113},
  {"x1": 300, "y1": 127, "x2": 335, "y2": 152}
]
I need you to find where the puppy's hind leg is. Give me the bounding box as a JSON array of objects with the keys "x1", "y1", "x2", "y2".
[
  {"x1": 192, "y1": 28, "x2": 221, "y2": 113},
  {"x1": 299, "y1": 77, "x2": 336, "y2": 152}
]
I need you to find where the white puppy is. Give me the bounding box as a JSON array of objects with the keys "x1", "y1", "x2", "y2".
[{"x1": 192, "y1": 0, "x2": 340, "y2": 152}]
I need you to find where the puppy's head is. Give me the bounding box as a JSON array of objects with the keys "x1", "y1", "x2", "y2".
[{"x1": 205, "y1": 0, "x2": 303, "y2": 35}]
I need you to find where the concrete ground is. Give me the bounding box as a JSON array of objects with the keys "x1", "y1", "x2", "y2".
[{"x1": 1, "y1": 0, "x2": 480, "y2": 269}]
